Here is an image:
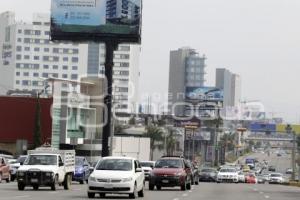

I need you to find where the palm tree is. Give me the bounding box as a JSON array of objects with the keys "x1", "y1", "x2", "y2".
[{"x1": 144, "y1": 125, "x2": 164, "y2": 160}]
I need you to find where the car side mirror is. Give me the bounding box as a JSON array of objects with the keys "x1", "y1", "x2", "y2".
[
  {"x1": 59, "y1": 162, "x2": 64, "y2": 167},
  {"x1": 136, "y1": 168, "x2": 142, "y2": 173},
  {"x1": 20, "y1": 162, "x2": 24, "y2": 166}
]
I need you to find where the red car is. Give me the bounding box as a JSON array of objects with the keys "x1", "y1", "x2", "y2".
[
  {"x1": 149, "y1": 156, "x2": 192, "y2": 191},
  {"x1": 245, "y1": 173, "x2": 257, "y2": 184},
  {"x1": 0, "y1": 157, "x2": 11, "y2": 183}
]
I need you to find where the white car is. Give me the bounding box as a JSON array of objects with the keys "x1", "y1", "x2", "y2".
[
  {"x1": 269, "y1": 173, "x2": 284, "y2": 184},
  {"x1": 88, "y1": 157, "x2": 145, "y2": 199},
  {"x1": 217, "y1": 168, "x2": 239, "y2": 183},
  {"x1": 238, "y1": 171, "x2": 245, "y2": 183},
  {"x1": 140, "y1": 161, "x2": 155, "y2": 181}
]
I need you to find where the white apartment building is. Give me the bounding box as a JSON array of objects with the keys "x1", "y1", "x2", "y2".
[
  {"x1": 0, "y1": 11, "x2": 141, "y2": 120},
  {"x1": 0, "y1": 11, "x2": 88, "y2": 94}
]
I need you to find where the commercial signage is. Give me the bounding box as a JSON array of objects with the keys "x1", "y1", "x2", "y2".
[
  {"x1": 276, "y1": 124, "x2": 300, "y2": 134},
  {"x1": 250, "y1": 123, "x2": 276, "y2": 133},
  {"x1": 186, "y1": 87, "x2": 223, "y2": 101},
  {"x1": 51, "y1": 0, "x2": 142, "y2": 43}
]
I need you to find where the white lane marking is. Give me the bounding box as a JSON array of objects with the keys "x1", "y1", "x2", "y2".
[
  {"x1": 265, "y1": 195, "x2": 270, "y2": 199},
  {"x1": 182, "y1": 193, "x2": 188, "y2": 197},
  {"x1": 48, "y1": 191, "x2": 59, "y2": 194},
  {"x1": 260, "y1": 191, "x2": 264, "y2": 194},
  {"x1": 189, "y1": 190, "x2": 192, "y2": 193},
  {"x1": 173, "y1": 198, "x2": 179, "y2": 200},
  {"x1": 253, "y1": 188, "x2": 258, "y2": 191}
]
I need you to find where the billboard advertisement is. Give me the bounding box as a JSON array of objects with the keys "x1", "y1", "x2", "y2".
[
  {"x1": 186, "y1": 87, "x2": 223, "y2": 101},
  {"x1": 250, "y1": 123, "x2": 276, "y2": 133},
  {"x1": 51, "y1": 0, "x2": 142, "y2": 43}
]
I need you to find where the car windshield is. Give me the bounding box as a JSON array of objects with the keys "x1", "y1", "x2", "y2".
[
  {"x1": 96, "y1": 159, "x2": 132, "y2": 171},
  {"x1": 16, "y1": 156, "x2": 27, "y2": 163},
  {"x1": 201, "y1": 169, "x2": 215, "y2": 173},
  {"x1": 75, "y1": 157, "x2": 84, "y2": 165},
  {"x1": 220, "y1": 168, "x2": 236, "y2": 173},
  {"x1": 140, "y1": 162, "x2": 154, "y2": 168},
  {"x1": 271, "y1": 174, "x2": 282, "y2": 177},
  {"x1": 24, "y1": 155, "x2": 57, "y2": 165},
  {"x1": 155, "y1": 159, "x2": 183, "y2": 168}
]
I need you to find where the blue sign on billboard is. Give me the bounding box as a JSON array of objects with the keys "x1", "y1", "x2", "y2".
[
  {"x1": 186, "y1": 87, "x2": 223, "y2": 101},
  {"x1": 51, "y1": 0, "x2": 142, "y2": 43},
  {"x1": 250, "y1": 123, "x2": 276, "y2": 132}
]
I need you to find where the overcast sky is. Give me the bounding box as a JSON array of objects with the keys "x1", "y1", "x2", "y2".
[{"x1": 1, "y1": 0, "x2": 300, "y2": 123}]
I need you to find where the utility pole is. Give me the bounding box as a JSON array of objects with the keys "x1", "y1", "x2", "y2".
[{"x1": 291, "y1": 131, "x2": 296, "y2": 181}]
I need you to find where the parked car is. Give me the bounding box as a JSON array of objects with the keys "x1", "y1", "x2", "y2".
[
  {"x1": 149, "y1": 156, "x2": 192, "y2": 191},
  {"x1": 9, "y1": 155, "x2": 27, "y2": 181},
  {"x1": 269, "y1": 173, "x2": 284, "y2": 184},
  {"x1": 73, "y1": 157, "x2": 90, "y2": 184},
  {"x1": 262, "y1": 173, "x2": 270, "y2": 182},
  {"x1": 140, "y1": 161, "x2": 155, "y2": 181},
  {"x1": 0, "y1": 157, "x2": 11, "y2": 183},
  {"x1": 217, "y1": 168, "x2": 239, "y2": 183},
  {"x1": 87, "y1": 157, "x2": 145, "y2": 199},
  {"x1": 257, "y1": 175, "x2": 267, "y2": 184},
  {"x1": 199, "y1": 168, "x2": 217, "y2": 182},
  {"x1": 268, "y1": 166, "x2": 276, "y2": 172},
  {"x1": 238, "y1": 171, "x2": 245, "y2": 183}
]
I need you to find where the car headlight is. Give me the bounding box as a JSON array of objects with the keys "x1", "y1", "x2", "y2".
[
  {"x1": 89, "y1": 176, "x2": 96, "y2": 182},
  {"x1": 45, "y1": 172, "x2": 54, "y2": 177},
  {"x1": 122, "y1": 177, "x2": 133, "y2": 182}
]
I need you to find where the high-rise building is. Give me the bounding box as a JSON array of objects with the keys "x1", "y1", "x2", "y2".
[
  {"x1": 168, "y1": 47, "x2": 206, "y2": 116},
  {"x1": 0, "y1": 11, "x2": 141, "y2": 121},
  {"x1": 106, "y1": 0, "x2": 140, "y2": 22},
  {"x1": 215, "y1": 68, "x2": 241, "y2": 107},
  {"x1": 86, "y1": 43, "x2": 141, "y2": 119},
  {"x1": 0, "y1": 11, "x2": 88, "y2": 94}
]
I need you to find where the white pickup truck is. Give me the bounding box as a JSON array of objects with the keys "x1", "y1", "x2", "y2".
[{"x1": 17, "y1": 147, "x2": 75, "y2": 191}]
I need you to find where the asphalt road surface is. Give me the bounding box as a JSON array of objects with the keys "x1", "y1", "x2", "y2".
[{"x1": 0, "y1": 181, "x2": 300, "y2": 200}]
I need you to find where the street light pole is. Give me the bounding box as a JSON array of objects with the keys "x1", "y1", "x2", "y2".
[{"x1": 291, "y1": 131, "x2": 296, "y2": 181}]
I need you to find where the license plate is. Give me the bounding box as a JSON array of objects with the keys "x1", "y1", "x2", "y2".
[
  {"x1": 31, "y1": 179, "x2": 38, "y2": 183},
  {"x1": 104, "y1": 184, "x2": 113, "y2": 188},
  {"x1": 162, "y1": 179, "x2": 169, "y2": 183}
]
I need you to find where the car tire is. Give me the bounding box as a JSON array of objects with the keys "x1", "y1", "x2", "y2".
[
  {"x1": 18, "y1": 183, "x2": 25, "y2": 191},
  {"x1": 0, "y1": 173, "x2": 2, "y2": 183},
  {"x1": 79, "y1": 180, "x2": 84, "y2": 184},
  {"x1": 99, "y1": 193, "x2": 105, "y2": 198},
  {"x1": 63, "y1": 174, "x2": 71, "y2": 190},
  {"x1": 11, "y1": 176, "x2": 15, "y2": 182},
  {"x1": 149, "y1": 184, "x2": 155, "y2": 190},
  {"x1": 33, "y1": 185, "x2": 39, "y2": 190},
  {"x1": 156, "y1": 185, "x2": 161, "y2": 190},
  {"x1": 87, "y1": 192, "x2": 95, "y2": 199},
  {"x1": 129, "y1": 183, "x2": 138, "y2": 199},
  {"x1": 51, "y1": 175, "x2": 58, "y2": 191},
  {"x1": 138, "y1": 186, "x2": 144, "y2": 197}
]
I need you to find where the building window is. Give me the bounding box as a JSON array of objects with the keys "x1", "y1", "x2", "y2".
[
  {"x1": 120, "y1": 62, "x2": 129, "y2": 67},
  {"x1": 16, "y1": 46, "x2": 22, "y2": 51},
  {"x1": 52, "y1": 73, "x2": 58, "y2": 78},
  {"x1": 33, "y1": 73, "x2": 39, "y2": 77},
  {"x1": 53, "y1": 56, "x2": 59, "y2": 62},
  {"x1": 53, "y1": 65, "x2": 59, "y2": 70},
  {"x1": 72, "y1": 66, "x2": 78, "y2": 70},
  {"x1": 16, "y1": 80, "x2": 20, "y2": 85},
  {"x1": 43, "y1": 56, "x2": 49, "y2": 61},
  {"x1": 24, "y1": 64, "x2": 30, "y2": 69},
  {"x1": 71, "y1": 74, "x2": 78, "y2": 80},
  {"x1": 22, "y1": 80, "x2": 30, "y2": 86},
  {"x1": 119, "y1": 46, "x2": 130, "y2": 51},
  {"x1": 44, "y1": 39, "x2": 50, "y2": 44},
  {"x1": 53, "y1": 48, "x2": 59, "y2": 53},
  {"x1": 63, "y1": 65, "x2": 68, "y2": 70},
  {"x1": 44, "y1": 48, "x2": 49, "y2": 52},
  {"x1": 45, "y1": 31, "x2": 50, "y2": 35},
  {"x1": 63, "y1": 57, "x2": 69, "y2": 62},
  {"x1": 24, "y1": 55, "x2": 30, "y2": 60},
  {"x1": 34, "y1": 56, "x2": 39, "y2": 60},
  {"x1": 24, "y1": 30, "x2": 31, "y2": 35},
  {"x1": 73, "y1": 49, "x2": 79, "y2": 54},
  {"x1": 23, "y1": 72, "x2": 29, "y2": 76},
  {"x1": 18, "y1": 29, "x2": 22, "y2": 34},
  {"x1": 24, "y1": 47, "x2": 30, "y2": 51},
  {"x1": 63, "y1": 48, "x2": 69, "y2": 54},
  {"x1": 34, "y1": 47, "x2": 40, "y2": 52},
  {"x1": 24, "y1": 38, "x2": 30, "y2": 43},
  {"x1": 62, "y1": 74, "x2": 68, "y2": 79},
  {"x1": 32, "y1": 81, "x2": 39, "y2": 86},
  {"x1": 16, "y1": 72, "x2": 20, "y2": 76},
  {"x1": 16, "y1": 63, "x2": 21, "y2": 68},
  {"x1": 72, "y1": 57, "x2": 78, "y2": 63},
  {"x1": 17, "y1": 38, "x2": 22, "y2": 42},
  {"x1": 35, "y1": 39, "x2": 40, "y2": 44},
  {"x1": 43, "y1": 65, "x2": 49, "y2": 69},
  {"x1": 35, "y1": 30, "x2": 41, "y2": 35},
  {"x1": 33, "y1": 64, "x2": 39, "y2": 69},
  {"x1": 42, "y1": 73, "x2": 48, "y2": 78}
]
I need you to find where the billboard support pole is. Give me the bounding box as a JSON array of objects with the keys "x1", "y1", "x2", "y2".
[{"x1": 102, "y1": 41, "x2": 118, "y2": 157}]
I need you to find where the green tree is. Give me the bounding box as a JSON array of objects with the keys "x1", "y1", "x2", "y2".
[
  {"x1": 144, "y1": 125, "x2": 164, "y2": 160},
  {"x1": 33, "y1": 96, "x2": 42, "y2": 148}
]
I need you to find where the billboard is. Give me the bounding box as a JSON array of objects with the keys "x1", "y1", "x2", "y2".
[
  {"x1": 250, "y1": 123, "x2": 276, "y2": 133},
  {"x1": 276, "y1": 124, "x2": 300, "y2": 134},
  {"x1": 51, "y1": 0, "x2": 142, "y2": 43},
  {"x1": 186, "y1": 87, "x2": 223, "y2": 102}
]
